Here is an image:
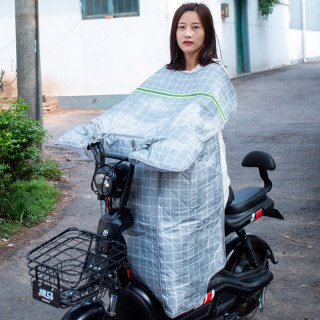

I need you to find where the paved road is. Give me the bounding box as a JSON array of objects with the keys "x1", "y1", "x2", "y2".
[{"x1": 0, "y1": 62, "x2": 319, "y2": 319}]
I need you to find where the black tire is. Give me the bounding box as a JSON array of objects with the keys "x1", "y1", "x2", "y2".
[{"x1": 224, "y1": 246, "x2": 269, "y2": 317}]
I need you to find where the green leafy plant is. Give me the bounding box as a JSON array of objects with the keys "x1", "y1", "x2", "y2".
[
  {"x1": 259, "y1": 0, "x2": 280, "y2": 20},
  {"x1": 0, "y1": 98, "x2": 62, "y2": 239},
  {"x1": 0, "y1": 179, "x2": 60, "y2": 238},
  {"x1": 37, "y1": 158, "x2": 63, "y2": 181},
  {"x1": 0, "y1": 98, "x2": 49, "y2": 190}
]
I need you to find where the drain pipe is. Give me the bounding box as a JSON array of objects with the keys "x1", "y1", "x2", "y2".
[{"x1": 301, "y1": 0, "x2": 307, "y2": 63}]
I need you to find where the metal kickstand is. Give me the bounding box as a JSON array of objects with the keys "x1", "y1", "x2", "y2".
[
  {"x1": 223, "y1": 312, "x2": 240, "y2": 320},
  {"x1": 258, "y1": 287, "x2": 266, "y2": 320}
]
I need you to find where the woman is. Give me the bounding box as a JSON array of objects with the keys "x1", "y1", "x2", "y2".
[
  {"x1": 57, "y1": 3, "x2": 238, "y2": 318},
  {"x1": 167, "y1": 3, "x2": 218, "y2": 72},
  {"x1": 165, "y1": 2, "x2": 233, "y2": 217}
]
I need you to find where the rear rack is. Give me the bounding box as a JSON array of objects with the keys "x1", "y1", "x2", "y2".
[{"x1": 26, "y1": 228, "x2": 126, "y2": 308}]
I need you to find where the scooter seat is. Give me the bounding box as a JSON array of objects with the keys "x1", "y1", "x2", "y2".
[{"x1": 225, "y1": 186, "x2": 266, "y2": 215}]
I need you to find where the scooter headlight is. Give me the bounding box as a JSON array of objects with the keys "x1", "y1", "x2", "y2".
[{"x1": 94, "y1": 169, "x2": 112, "y2": 196}]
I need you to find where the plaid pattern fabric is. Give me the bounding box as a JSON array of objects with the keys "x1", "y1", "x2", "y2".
[{"x1": 56, "y1": 63, "x2": 238, "y2": 317}]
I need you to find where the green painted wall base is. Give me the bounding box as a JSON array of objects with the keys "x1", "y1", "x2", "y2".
[{"x1": 58, "y1": 94, "x2": 128, "y2": 110}]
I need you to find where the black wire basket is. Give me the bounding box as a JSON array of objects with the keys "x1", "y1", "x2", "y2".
[{"x1": 26, "y1": 227, "x2": 126, "y2": 308}]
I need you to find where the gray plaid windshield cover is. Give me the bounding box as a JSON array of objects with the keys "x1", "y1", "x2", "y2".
[{"x1": 56, "y1": 63, "x2": 238, "y2": 318}]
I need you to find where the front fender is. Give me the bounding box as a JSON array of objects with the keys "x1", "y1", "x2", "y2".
[
  {"x1": 61, "y1": 300, "x2": 108, "y2": 320},
  {"x1": 226, "y1": 234, "x2": 278, "y2": 265},
  {"x1": 116, "y1": 281, "x2": 167, "y2": 320}
]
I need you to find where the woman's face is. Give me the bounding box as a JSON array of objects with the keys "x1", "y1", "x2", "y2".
[{"x1": 176, "y1": 11, "x2": 205, "y2": 58}]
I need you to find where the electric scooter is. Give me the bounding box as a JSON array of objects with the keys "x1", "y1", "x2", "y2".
[{"x1": 27, "y1": 142, "x2": 283, "y2": 320}]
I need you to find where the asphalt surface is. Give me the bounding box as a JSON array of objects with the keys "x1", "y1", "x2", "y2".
[{"x1": 0, "y1": 61, "x2": 319, "y2": 320}]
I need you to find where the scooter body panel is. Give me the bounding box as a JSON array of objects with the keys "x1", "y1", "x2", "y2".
[
  {"x1": 116, "y1": 281, "x2": 217, "y2": 320},
  {"x1": 61, "y1": 300, "x2": 107, "y2": 320},
  {"x1": 116, "y1": 282, "x2": 167, "y2": 320}
]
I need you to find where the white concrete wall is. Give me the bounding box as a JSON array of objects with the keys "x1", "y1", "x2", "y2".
[
  {"x1": 39, "y1": 0, "x2": 170, "y2": 98},
  {"x1": 1, "y1": 0, "x2": 319, "y2": 105},
  {"x1": 287, "y1": 0, "x2": 320, "y2": 64},
  {"x1": 247, "y1": 1, "x2": 291, "y2": 72},
  {"x1": 288, "y1": 29, "x2": 304, "y2": 62},
  {"x1": 39, "y1": 0, "x2": 238, "y2": 99},
  {"x1": 216, "y1": 1, "x2": 237, "y2": 77},
  {"x1": 0, "y1": 0, "x2": 17, "y2": 97},
  {"x1": 205, "y1": 0, "x2": 237, "y2": 77},
  {"x1": 304, "y1": 30, "x2": 320, "y2": 60}
]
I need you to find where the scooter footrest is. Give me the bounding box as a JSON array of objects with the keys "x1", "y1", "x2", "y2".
[{"x1": 208, "y1": 267, "x2": 273, "y2": 296}]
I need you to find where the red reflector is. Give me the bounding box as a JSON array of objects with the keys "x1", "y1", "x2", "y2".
[
  {"x1": 126, "y1": 269, "x2": 130, "y2": 278},
  {"x1": 255, "y1": 208, "x2": 263, "y2": 220}
]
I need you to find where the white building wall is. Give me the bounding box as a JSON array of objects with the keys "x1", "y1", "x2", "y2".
[
  {"x1": 0, "y1": 0, "x2": 17, "y2": 97},
  {"x1": 288, "y1": 29, "x2": 304, "y2": 62},
  {"x1": 1, "y1": 0, "x2": 320, "y2": 107},
  {"x1": 304, "y1": 30, "x2": 320, "y2": 60},
  {"x1": 285, "y1": 0, "x2": 320, "y2": 64},
  {"x1": 217, "y1": 1, "x2": 237, "y2": 77},
  {"x1": 39, "y1": 0, "x2": 170, "y2": 99},
  {"x1": 247, "y1": 0, "x2": 291, "y2": 72}
]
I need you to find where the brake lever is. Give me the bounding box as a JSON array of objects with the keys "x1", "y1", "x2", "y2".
[
  {"x1": 88, "y1": 142, "x2": 105, "y2": 167},
  {"x1": 88, "y1": 143, "x2": 98, "y2": 161}
]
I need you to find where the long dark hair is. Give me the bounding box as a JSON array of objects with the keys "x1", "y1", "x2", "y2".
[{"x1": 166, "y1": 3, "x2": 218, "y2": 71}]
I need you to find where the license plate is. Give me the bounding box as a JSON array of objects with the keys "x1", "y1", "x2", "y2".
[{"x1": 32, "y1": 281, "x2": 60, "y2": 308}]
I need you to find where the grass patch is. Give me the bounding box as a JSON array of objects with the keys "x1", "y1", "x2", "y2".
[
  {"x1": 38, "y1": 158, "x2": 63, "y2": 181},
  {"x1": 0, "y1": 219, "x2": 22, "y2": 241},
  {"x1": 0, "y1": 98, "x2": 64, "y2": 241},
  {"x1": 0, "y1": 178, "x2": 60, "y2": 238}
]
